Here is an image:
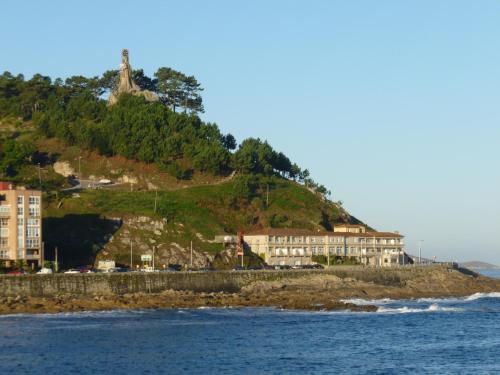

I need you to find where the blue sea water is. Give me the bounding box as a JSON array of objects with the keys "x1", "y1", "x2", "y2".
[{"x1": 0, "y1": 270, "x2": 499, "y2": 375}]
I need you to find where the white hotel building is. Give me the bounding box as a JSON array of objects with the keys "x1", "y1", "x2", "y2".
[{"x1": 244, "y1": 224, "x2": 405, "y2": 267}]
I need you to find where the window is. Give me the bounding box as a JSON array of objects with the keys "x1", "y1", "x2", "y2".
[
  {"x1": 27, "y1": 218, "x2": 39, "y2": 226},
  {"x1": 0, "y1": 238, "x2": 7, "y2": 246},
  {"x1": 29, "y1": 206, "x2": 40, "y2": 217},
  {"x1": 17, "y1": 218, "x2": 24, "y2": 225},
  {"x1": 26, "y1": 227, "x2": 39, "y2": 238},
  {"x1": 17, "y1": 196, "x2": 24, "y2": 205},
  {"x1": 0, "y1": 218, "x2": 8, "y2": 227},
  {"x1": 29, "y1": 196, "x2": 40, "y2": 205},
  {"x1": 0, "y1": 250, "x2": 9, "y2": 258},
  {"x1": 17, "y1": 207, "x2": 23, "y2": 215},
  {"x1": 0, "y1": 228, "x2": 8, "y2": 237},
  {"x1": 0, "y1": 205, "x2": 10, "y2": 214},
  {"x1": 26, "y1": 238, "x2": 39, "y2": 248}
]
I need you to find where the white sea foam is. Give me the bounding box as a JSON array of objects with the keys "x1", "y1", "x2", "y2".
[
  {"x1": 377, "y1": 303, "x2": 463, "y2": 314},
  {"x1": 464, "y1": 292, "x2": 500, "y2": 301},
  {"x1": 345, "y1": 292, "x2": 500, "y2": 307},
  {"x1": 340, "y1": 298, "x2": 395, "y2": 306}
]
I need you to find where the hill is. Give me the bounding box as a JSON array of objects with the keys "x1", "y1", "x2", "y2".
[
  {"x1": 0, "y1": 119, "x2": 361, "y2": 269},
  {"x1": 0, "y1": 66, "x2": 363, "y2": 269},
  {"x1": 461, "y1": 261, "x2": 500, "y2": 270}
]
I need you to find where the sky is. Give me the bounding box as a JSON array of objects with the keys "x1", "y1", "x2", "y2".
[{"x1": 2, "y1": 0, "x2": 499, "y2": 263}]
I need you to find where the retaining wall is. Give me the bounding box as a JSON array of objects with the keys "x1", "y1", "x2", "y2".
[{"x1": 0, "y1": 265, "x2": 451, "y2": 297}]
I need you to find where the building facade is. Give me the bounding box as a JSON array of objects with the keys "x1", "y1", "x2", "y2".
[
  {"x1": 0, "y1": 182, "x2": 43, "y2": 268},
  {"x1": 244, "y1": 224, "x2": 404, "y2": 267}
]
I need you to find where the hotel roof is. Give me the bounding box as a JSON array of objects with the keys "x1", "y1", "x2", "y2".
[{"x1": 245, "y1": 228, "x2": 403, "y2": 238}]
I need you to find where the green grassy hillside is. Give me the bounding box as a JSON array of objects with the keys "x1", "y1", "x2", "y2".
[
  {"x1": 42, "y1": 176, "x2": 354, "y2": 268},
  {"x1": 1, "y1": 118, "x2": 361, "y2": 269}
]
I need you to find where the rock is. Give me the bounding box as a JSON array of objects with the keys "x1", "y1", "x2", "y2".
[
  {"x1": 118, "y1": 175, "x2": 139, "y2": 185},
  {"x1": 53, "y1": 161, "x2": 75, "y2": 177}
]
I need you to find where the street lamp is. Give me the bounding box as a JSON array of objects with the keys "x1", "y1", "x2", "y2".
[
  {"x1": 78, "y1": 156, "x2": 82, "y2": 178},
  {"x1": 37, "y1": 163, "x2": 42, "y2": 186},
  {"x1": 418, "y1": 240, "x2": 424, "y2": 264}
]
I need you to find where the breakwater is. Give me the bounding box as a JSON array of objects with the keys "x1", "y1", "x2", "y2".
[{"x1": 0, "y1": 265, "x2": 455, "y2": 297}]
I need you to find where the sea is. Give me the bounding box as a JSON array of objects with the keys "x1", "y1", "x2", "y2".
[{"x1": 1, "y1": 270, "x2": 499, "y2": 374}]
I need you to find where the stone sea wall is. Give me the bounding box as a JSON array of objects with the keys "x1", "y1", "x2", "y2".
[{"x1": 0, "y1": 265, "x2": 453, "y2": 297}]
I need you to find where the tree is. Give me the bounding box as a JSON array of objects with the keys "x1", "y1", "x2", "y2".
[
  {"x1": 222, "y1": 133, "x2": 237, "y2": 150},
  {"x1": 182, "y1": 75, "x2": 204, "y2": 113},
  {"x1": 132, "y1": 69, "x2": 157, "y2": 92},
  {"x1": 19, "y1": 74, "x2": 53, "y2": 118},
  {"x1": 155, "y1": 67, "x2": 204, "y2": 114},
  {"x1": 0, "y1": 139, "x2": 35, "y2": 176},
  {"x1": 155, "y1": 67, "x2": 185, "y2": 112},
  {"x1": 64, "y1": 75, "x2": 103, "y2": 97},
  {"x1": 100, "y1": 70, "x2": 119, "y2": 94}
]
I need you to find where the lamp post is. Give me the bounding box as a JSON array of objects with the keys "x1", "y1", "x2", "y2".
[
  {"x1": 418, "y1": 240, "x2": 424, "y2": 264},
  {"x1": 130, "y1": 240, "x2": 133, "y2": 269},
  {"x1": 78, "y1": 156, "x2": 82, "y2": 178},
  {"x1": 37, "y1": 163, "x2": 42, "y2": 186}
]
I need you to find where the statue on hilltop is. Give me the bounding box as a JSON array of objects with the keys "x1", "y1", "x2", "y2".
[{"x1": 108, "y1": 49, "x2": 159, "y2": 106}]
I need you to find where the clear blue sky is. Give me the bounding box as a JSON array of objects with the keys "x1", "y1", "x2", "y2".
[{"x1": 2, "y1": 0, "x2": 499, "y2": 263}]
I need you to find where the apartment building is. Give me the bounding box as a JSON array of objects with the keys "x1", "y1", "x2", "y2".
[
  {"x1": 0, "y1": 182, "x2": 43, "y2": 268},
  {"x1": 244, "y1": 224, "x2": 404, "y2": 267}
]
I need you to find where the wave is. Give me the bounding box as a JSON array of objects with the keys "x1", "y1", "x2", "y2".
[
  {"x1": 377, "y1": 304, "x2": 463, "y2": 314},
  {"x1": 345, "y1": 292, "x2": 500, "y2": 307},
  {"x1": 464, "y1": 292, "x2": 500, "y2": 301},
  {"x1": 340, "y1": 298, "x2": 395, "y2": 306}
]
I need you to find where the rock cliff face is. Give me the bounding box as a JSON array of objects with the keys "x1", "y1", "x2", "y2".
[
  {"x1": 100, "y1": 216, "x2": 214, "y2": 268},
  {"x1": 108, "y1": 49, "x2": 159, "y2": 106}
]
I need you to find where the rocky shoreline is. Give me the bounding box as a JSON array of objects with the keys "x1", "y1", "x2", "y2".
[{"x1": 1, "y1": 267, "x2": 499, "y2": 315}]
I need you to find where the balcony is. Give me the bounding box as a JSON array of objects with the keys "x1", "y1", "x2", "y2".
[{"x1": 0, "y1": 206, "x2": 10, "y2": 217}]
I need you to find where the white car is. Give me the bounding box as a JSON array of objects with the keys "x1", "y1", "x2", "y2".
[
  {"x1": 36, "y1": 268, "x2": 53, "y2": 274},
  {"x1": 64, "y1": 269, "x2": 80, "y2": 274}
]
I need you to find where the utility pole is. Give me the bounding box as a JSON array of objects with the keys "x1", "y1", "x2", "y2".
[
  {"x1": 266, "y1": 184, "x2": 269, "y2": 207},
  {"x1": 55, "y1": 246, "x2": 59, "y2": 273},
  {"x1": 38, "y1": 163, "x2": 42, "y2": 186},
  {"x1": 154, "y1": 189, "x2": 158, "y2": 213},
  {"x1": 78, "y1": 156, "x2": 82, "y2": 177},
  {"x1": 418, "y1": 240, "x2": 424, "y2": 264},
  {"x1": 152, "y1": 246, "x2": 155, "y2": 270},
  {"x1": 190, "y1": 241, "x2": 193, "y2": 268},
  {"x1": 130, "y1": 240, "x2": 133, "y2": 269}
]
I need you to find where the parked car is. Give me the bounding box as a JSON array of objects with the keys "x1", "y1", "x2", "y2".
[
  {"x1": 64, "y1": 269, "x2": 80, "y2": 274},
  {"x1": 7, "y1": 269, "x2": 25, "y2": 276},
  {"x1": 232, "y1": 265, "x2": 246, "y2": 271},
  {"x1": 115, "y1": 267, "x2": 131, "y2": 273},
  {"x1": 77, "y1": 267, "x2": 95, "y2": 273},
  {"x1": 198, "y1": 267, "x2": 215, "y2": 272},
  {"x1": 36, "y1": 268, "x2": 53, "y2": 274},
  {"x1": 247, "y1": 266, "x2": 263, "y2": 270}
]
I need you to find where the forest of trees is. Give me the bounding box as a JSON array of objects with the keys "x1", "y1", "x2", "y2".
[{"x1": 0, "y1": 69, "x2": 331, "y2": 197}]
